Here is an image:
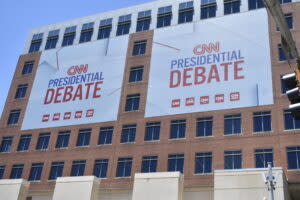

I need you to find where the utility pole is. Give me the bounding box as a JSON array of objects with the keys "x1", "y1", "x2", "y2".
[{"x1": 265, "y1": 162, "x2": 275, "y2": 200}]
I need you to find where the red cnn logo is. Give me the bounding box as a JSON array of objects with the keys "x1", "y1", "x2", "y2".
[
  {"x1": 215, "y1": 94, "x2": 224, "y2": 103},
  {"x1": 67, "y1": 64, "x2": 88, "y2": 75},
  {"x1": 193, "y1": 42, "x2": 220, "y2": 55},
  {"x1": 230, "y1": 92, "x2": 240, "y2": 101},
  {"x1": 75, "y1": 111, "x2": 83, "y2": 119},
  {"x1": 186, "y1": 97, "x2": 195, "y2": 106},
  {"x1": 53, "y1": 113, "x2": 60, "y2": 121},
  {"x1": 64, "y1": 112, "x2": 71, "y2": 120},
  {"x1": 172, "y1": 99, "x2": 181, "y2": 108},
  {"x1": 200, "y1": 96, "x2": 209, "y2": 105},
  {"x1": 42, "y1": 114, "x2": 50, "y2": 122},
  {"x1": 86, "y1": 109, "x2": 94, "y2": 117}
]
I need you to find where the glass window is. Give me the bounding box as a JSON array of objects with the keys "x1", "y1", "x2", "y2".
[
  {"x1": 132, "y1": 40, "x2": 147, "y2": 56},
  {"x1": 201, "y1": 0, "x2": 217, "y2": 19},
  {"x1": 253, "y1": 111, "x2": 272, "y2": 132},
  {"x1": 28, "y1": 163, "x2": 43, "y2": 181},
  {"x1": 284, "y1": 110, "x2": 300, "y2": 130},
  {"x1": 36, "y1": 133, "x2": 50, "y2": 150},
  {"x1": 15, "y1": 84, "x2": 28, "y2": 99},
  {"x1": 279, "y1": 0, "x2": 291, "y2": 4},
  {"x1": 0, "y1": 165, "x2": 5, "y2": 179},
  {"x1": 56, "y1": 130, "x2": 70, "y2": 149},
  {"x1": 76, "y1": 129, "x2": 91, "y2": 147},
  {"x1": 287, "y1": 146, "x2": 300, "y2": 169},
  {"x1": 7, "y1": 109, "x2": 21, "y2": 125},
  {"x1": 62, "y1": 26, "x2": 76, "y2": 47},
  {"x1": 93, "y1": 159, "x2": 108, "y2": 178},
  {"x1": 22, "y1": 61, "x2": 34, "y2": 75},
  {"x1": 10, "y1": 164, "x2": 24, "y2": 179},
  {"x1": 224, "y1": 150, "x2": 242, "y2": 169},
  {"x1": 137, "y1": 10, "x2": 151, "y2": 32},
  {"x1": 49, "y1": 161, "x2": 64, "y2": 180},
  {"x1": 121, "y1": 124, "x2": 136, "y2": 143},
  {"x1": 141, "y1": 156, "x2": 157, "y2": 173},
  {"x1": 129, "y1": 66, "x2": 143, "y2": 83},
  {"x1": 178, "y1": 1, "x2": 194, "y2": 24},
  {"x1": 170, "y1": 120, "x2": 186, "y2": 139},
  {"x1": 29, "y1": 33, "x2": 43, "y2": 53},
  {"x1": 157, "y1": 6, "x2": 172, "y2": 28},
  {"x1": 255, "y1": 148, "x2": 273, "y2": 168},
  {"x1": 125, "y1": 94, "x2": 140, "y2": 112},
  {"x1": 71, "y1": 160, "x2": 86, "y2": 176},
  {"x1": 145, "y1": 122, "x2": 160, "y2": 141},
  {"x1": 45, "y1": 30, "x2": 59, "y2": 50},
  {"x1": 17, "y1": 134, "x2": 31, "y2": 152},
  {"x1": 224, "y1": 114, "x2": 241, "y2": 135},
  {"x1": 0, "y1": 136, "x2": 13, "y2": 153},
  {"x1": 116, "y1": 14, "x2": 131, "y2": 36},
  {"x1": 196, "y1": 117, "x2": 213, "y2": 137},
  {"x1": 116, "y1": 157, "x2": 132, "y2": 177},
  {"x1": 168, "y1": 154, "x2": 184, "y2": 173},
  {"x1": 224, "y1": 0, "x2": 240, "y2": 15},
  {"x1": 98, "y1": 127, "x2": 113, "y2": 145},
  {"x1": 278, "y1": 44, "x2": 294, "y2": 61},
  {"x1": 285, "y1": 13, "x2": 293, "y2": 29},
  {"x1": 195, "y1": 152, "x2": 212, "y2": 174},
  {"x1": 281, "y1": 74, "x2": 288, "y2": 94},
  {"x1": 248, "y1": 0, "x2": 264, "y2": 10},
  {"x1": 79, "y1": 22, "x2": 94, "y2": 43},
  {"x1": 98, "y1": 18, "x2": 112, "y2": 39}
]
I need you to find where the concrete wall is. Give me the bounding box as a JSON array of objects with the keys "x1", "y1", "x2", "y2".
[{"x1": 0, "y1": 179, "x2": 29, "y2": 200}]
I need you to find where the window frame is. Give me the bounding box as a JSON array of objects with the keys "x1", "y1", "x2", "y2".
[
  {"x1": 224, "y1": 114, "x2": 242, "y2": 135},
  {"x1": 195, "y1": 152, "x2": 212, "y2": 174},
  {"x1": 170, "y1": 119, "x2": 186, "y2": 139},
  {"x1": 116, "y1": 157, "x2": 133, "y2": 178},
  {"x1": 224, "y1": 150, "x2": 242, "y2": 169},
  {"x1": 0, "y1": 136, "x2": 13, "y2": 153},
  {"x1": 253, "y1": 111, "x2": 272, "y2": 133},
  {"x1": 125, "y1": 94, "x2": 140, "y2": 112}
]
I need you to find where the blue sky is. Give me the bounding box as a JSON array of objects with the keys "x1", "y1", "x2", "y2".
[{"x1": 0, "y1": 0, "x2": 154, "y2": 117}]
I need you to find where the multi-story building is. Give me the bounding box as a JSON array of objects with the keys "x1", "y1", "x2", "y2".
[{"x1": 0, "y1": 0, "x2": 300, "y2": 199}]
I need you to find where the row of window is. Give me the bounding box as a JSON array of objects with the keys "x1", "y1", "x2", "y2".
[{"x1": 1, "y1": 146, "x2": 299, "y2": 181}]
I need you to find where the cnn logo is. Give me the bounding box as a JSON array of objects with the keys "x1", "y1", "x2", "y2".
[{"x1": 193, "y1": 42, "x2": 220, "y2": 55}]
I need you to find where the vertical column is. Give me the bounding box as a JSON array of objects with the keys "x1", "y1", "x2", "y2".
[{"x1": 0, "y1": 179, "x2": 29, "y2": 200}]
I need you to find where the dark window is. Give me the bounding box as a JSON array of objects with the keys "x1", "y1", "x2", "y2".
[
  {"x1": 49, "y1": 161, "x2": 64, "y2": 180},
  {"x1": 287, "y1": 146, "x2": 300, "y2": 169},
  {"x1": 0, "y1": 165, "x2": 5, "y2": 179},
  {"x1": 284, "y1": 110, "x2": 300, "y2": 130},
  {"x1": 98, "y1": 127, "x2": 113, "y2": 145},
  {"x1": 116, "y1": 157, "x2": 132, "y2": 177},
  {"x1": 56, "y1": 130, "x2": 70, "y2": 149},
  {"x1": 76, "y1": 129, "x2": 91, "y2": 147},
  {"x1": 129, "y1": 66, "x2": 143, "y2": 83},
  {"x1": 71, "y1": 160, "x2": 86, "y2": 176},
  {"x1": 170, "y1": 119, "x2": 186, "y2": 139},
  {"x1": 145, "y1": 122, "x2": 160, "y2": 141},
  {"x1": 62, "y1": 26, "x2": 76, "y2": 47},
  {"x1": 10, "y1": 164, "x2": 24, "y2": 179},
  {"x1": 125, "y1": 94, "x2": 140, "y2": 112},
  {"x1": 195, "y1": 152, "x2": 212, "y2": 174},
  {"x1": 281, "y1": 74, "x2": 288, "y2": 94},
  {"x1": 98, "y1": 18, "x2": 112, "y2": 39},
  {"x1": 0, "y1": 136, "x2": 13, "y2": 153},
  {"x1": 168, "y1": 154, "x2": 184, "y2": 173},
  {"x1": 15, "y1": 84, "x2": 28, "y2": 99},
  {"x1": 141, "y1": 156, "x2": 157, "y2": 173},
  {"x1": 29, "y1": 33, "x2": 43, "y2": 53},
  {"x1": 278, "y1": 44, "x2": 294, "y2": 61},
  {"x1": 116, "y1": 14, "x2": 131, "y2": 36},
  {"x1": 79, "y1": 22, "x2": 94, "y2": 43},
  {"x1": 196, "y1": 117, "x2": 213, "y2": 137},
  {"x1": 224, "y1": 0, "x2": 240, "y2": 15},
  {"x1": 45, "y1": 29, "x2": 59, "y2": 50},
  {"x1": 224, "y1": 114, "x2": 241, "y2": 135},
  {"x1": 93, "y1": 159, "x2": 108, "y2": 178},
  {"x1": 253, "y1": 111, "x2": 272, "y2": 132},
  {"x1": 178, "y1": 1, "x2": 194, "y2": 24},
  {"x1": 248, "y1": 0, "x2": 264, "y2": 10},
  {"x1": 28, "y1": 163, "x2": 43, "y2": 181},
  {"x1": 36, "y1": 133, "x2": 50, "y2": 150},
  {"x1": 7, "y1": 109, "x2": 21, "y2": 125},
  {"x1": 224, "y1": 150, "x2": 242, "y2": 169},
  {"x1": 201, "y1": 0, "x2": 217, "y2": 19},
  {"x1": 137, "y1": 10, "x2": 151, "y2": 32},
  {"x1": 132, "y1": 40, "x2": 147, "y2": 56},
  {"x1": 255, "y1": 148, "x2": 273, "y2": 168},
  {"x1": 22, "y1": 61, "x2": 34, "y2": 75},
  {"x1": 285, "y1": 13, "x2": 293, "y2": 29},
  {"x1": 157, "y1": 6, "x2": 172, "y2": 28},
  {"x1": 279, "y1": 0, "x2": 291, "y2": 4},
  {"x1": 17, "y1": 134, "x2": 31, "y2": 152},
  {"x1": 121, "y1": 124, "x2": 136, "y2": 143}
]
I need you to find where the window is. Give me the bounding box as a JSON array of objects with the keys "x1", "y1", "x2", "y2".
[
  {"x1": 0, "y1": 136, "x2": 13, "y2": 153},
  {"x1": 129, "y1": 66, "x2": 143, "y2": 83},
  {"x1": 76, "y1": 129, "x2": 91, "y2": 147},
  {"x1": 15, "y1": 84, "x2": 28, "y2": 99},
  {"x1": 125, "y1": 94, "x2": 140, "y2": 112},
  {"x1": 93, "y1": 159, "x2": 108, "y2": 178},
  {"x1": 224, "y1": 150, "x2": 242, "y2": 169},
  {"x1": 98, "y1": 18, "x2": 112, "y2": 39},
  {"x1": 116, "y1": 14, "x2": 131, "y2": 36},
  {"x1": 0, "y1": 165, "x2": 5, "y2": 179},
  {"x1": 141, "y1": 156, "x2": 157, "y2": 173},
  {"x1": 145, "y1": 122, "x2": 160, "y2": 141},
  {"x1": 132, "y1": 40, "x2": 147, "y2": 56},
  {"x1": 10, "y1": 164, "x2": 24, "y2": 179},
  {"x1": 201, "y1": 0, "x2": 217, "y2": 19},
  {"x1": 284, "y1": 110, "x2": 300, "y2": 130},
  {"x1": 170, "y1": 120, "x2": 186, "y2": 139},
  {"x1": 79, "y1": 22, "x2": 94, "y2": 43},
  {"x1": 62, "y1": 26, "x2": 76, "y2": 47},
  {"x1": 287, "y1": 146, "x2": 300, "y2": 169},
  {"x1": 253, "y1": 111, "x2": 272, "y2": 132},
  {"x1": 157, "y1": 6, "x2": 172, "y2": 28},
  {"x1": 49, "y1": 161, "x2": 64, "y2": 180},
  {"x1": 116, "y1": 157, "x2": 132, "y2": 177},
  {"x1": 17, "y1": 134, "x2": 31, "y2": 152},
  {"x1": 45, "y1": 29, "x2": 59, "y2": 50},
  {"x1": 121, "y1": 124, "x2": 136, "y2": 143},
  {"x1": 137, "y1": 10, "x2": 151, "y2": 32},
  {"x1": 56, "y1": 130, "x2": 70, "y2": 149},
  {"x1": 224, "y1": 114, "x2": 241, "y2": 135},
  {"x1": 196, "y1": 117, "x2": 213, "y2": 137},
  {"x1": 98, "y1": 127, "x2": 113, "y2": 145},
  {"x1": 71, "y1": 160, "x2": 86, "y2": 176},
  {"x1": 29, "y1": 33, "x2": 43, "y2": 53},
  {"x1": 285, "y1": 13, "x2": 293, "y2": 29},
  {"x1": 281, "y1": 74, "x2": 288, "y2": 94},
  {"x1": 278, "y1": 44, "x2": 294, "y2": 61},
  {"x1": 279, "y1": 0, "x2": 291, "y2": 4},
  {"x1": 7, "y1": 109, "x2": 21, "y2": 125},
  {"x1": 178, "y1": 1, "x2": 194, "y2": 24},
  {"x1": 22, "y1": 61, "x2": 34, "y2": 75},
  {"x1": 28, "y1": 163, "x2": 43, "y2": 181},
  {"x1": 255, "y1": 148, "x2": 273, "y2": 168},
  {"x1": 195, "y1": 152, "x2": 212, "y2": 174},
  {"x1": 224, "y1": 0, "x2": 240, "y2": 15},
  {"x1": 248, "y1": 0, "x2": 264, "y2": 10},
  {"x1": 36, "y1": 133, "x2": 50, "y2": 150},
  {"x1": 168, "y1": 154, "x2": 184, "y2": 173}
]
